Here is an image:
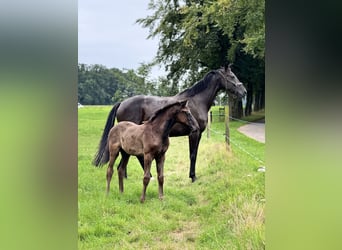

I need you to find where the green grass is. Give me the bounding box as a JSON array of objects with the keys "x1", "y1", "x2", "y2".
[{"x1": 78, "y1": 105, "x2": 265, "y2": 249}]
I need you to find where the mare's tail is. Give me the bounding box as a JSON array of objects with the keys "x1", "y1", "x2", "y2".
[{"x1": 92, "y1": 102, "x2": 121, "y2": 166}]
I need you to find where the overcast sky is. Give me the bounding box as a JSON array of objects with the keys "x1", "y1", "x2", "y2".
[{"x1": 78, "y1": 0, "x2": 164, "y2": 78}]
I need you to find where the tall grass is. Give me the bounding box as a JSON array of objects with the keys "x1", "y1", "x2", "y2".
[{"x1": 78, "y1": 106, "x2": 265, "y2": 249}]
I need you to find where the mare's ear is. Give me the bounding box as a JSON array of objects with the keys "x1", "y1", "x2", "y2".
[{"x1": 224, "y1": 63, "x2": 233, "y2": 72}]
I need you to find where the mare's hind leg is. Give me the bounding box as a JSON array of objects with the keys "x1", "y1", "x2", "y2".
[
  {"x1": 107, "y1": 147, "x2": 120, "y2": 195},
  {"x1": 122, "y1": 155, "x2": 146, "y2": 178},
  {"x1": 117, "y1": 151, "x2": 130, "y2": 193},
  {"x1": 155, "y1": 154, "x2": 165, "y2": 200},
  {"x1": 117, "y1": 158, "x2": 128, "y2": 179},
  {"x1": 122, "y1": 155, "x2": 152, "y2": 179}
]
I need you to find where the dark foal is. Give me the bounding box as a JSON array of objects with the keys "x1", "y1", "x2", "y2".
[{"x1": 97, "y1": 100, "x2": 198, "y2": 202}]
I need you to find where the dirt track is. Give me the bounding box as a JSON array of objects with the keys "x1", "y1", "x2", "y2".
[{"x1": 237, "y1": 120, "x2": 265, "y2": 143}]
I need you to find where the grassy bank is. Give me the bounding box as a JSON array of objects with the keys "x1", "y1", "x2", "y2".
[{"x1": 78, "y1": 106, "x2": 265, "y2": 249}]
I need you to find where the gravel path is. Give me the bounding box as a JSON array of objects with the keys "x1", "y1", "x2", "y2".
[{"x1": 237, "y1": 120, "x2": 265, "y2": 143}]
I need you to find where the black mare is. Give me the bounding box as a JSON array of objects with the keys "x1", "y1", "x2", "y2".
[{"x1": 93, "y1": 65, "x2": 247, "y2": 182}]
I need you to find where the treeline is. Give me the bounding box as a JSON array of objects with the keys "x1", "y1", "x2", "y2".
[
  {"x1": 78, "y1": 62, "x2": 264, "y2": 116},
  {"x1": 78, "y1": 63, "x2": 177, "y2": 105}
]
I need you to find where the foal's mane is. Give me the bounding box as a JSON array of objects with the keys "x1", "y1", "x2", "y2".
[
  {"x1": 177, "y1": 70, "x2": 218, "y2": 97},
  {"x1": 147, "y1": 101, "x2": 182, "y2": 123}
]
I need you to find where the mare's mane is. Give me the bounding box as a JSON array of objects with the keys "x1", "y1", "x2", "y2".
[{"x1": 177, "y1": 71, "x2": 219, "y2": 97}]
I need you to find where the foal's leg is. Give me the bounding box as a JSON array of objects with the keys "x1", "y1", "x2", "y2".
[
  {"x1": 107, "y1": 148, "x2": 120, "y2": 195},
  {"x1": 137, "y1": 155, "x2": 152, "y2": 178},
  {"x1": 155, "y1": 154, "x2": 165, "y2": 200},
  {"x1": 188, "y1": 131, "x2": 201, "y2": 182},
  {"x1": 117, "y1": 151, "x2": 130, "y2": 193},
  {"x1": 140, "y1": 154, "x2": 152, "y2": 203}
]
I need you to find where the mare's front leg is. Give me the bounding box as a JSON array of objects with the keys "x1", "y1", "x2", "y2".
[
  {"x1": 188, "y1": 131, "x2": 201, "y2": 182},
  {"x1": 140, "y1": 154, "x2": 152, "y2": 203},
  {"x1": 107, "y1": 149, "x2": 119, "y2": 195},
  {"x1": 155, "y1": 154, "x2": 165, "y2": 200},
  {"x1": 117, "y1": 151, "x2": 130, "y2": 193}
]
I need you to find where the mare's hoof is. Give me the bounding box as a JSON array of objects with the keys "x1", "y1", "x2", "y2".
[{"x1": 191, "y1": 176, "x2": 197, "y2": 183}]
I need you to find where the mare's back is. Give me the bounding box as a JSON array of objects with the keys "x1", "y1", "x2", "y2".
[{"x1": 117, "y1": 95, "x2": 178, "y2": 123}]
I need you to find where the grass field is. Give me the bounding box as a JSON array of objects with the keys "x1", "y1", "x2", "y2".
[{"x1": 78, "y1": 106, "x2": 265, "y2": 249}]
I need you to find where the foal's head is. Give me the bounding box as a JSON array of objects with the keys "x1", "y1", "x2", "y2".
[
  {"x1": 217, "y1": 64, "x2": 247, "y2": 98},
  {"x1": 173, "y1": 100, "x2": 199, "y2": 133},
  {"x1": 147, "y1": 100, "x2": 199, "y2": 133}
]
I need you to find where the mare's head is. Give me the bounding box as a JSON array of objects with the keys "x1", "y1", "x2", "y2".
[{"x1": 217, "y1": 64, "x2": 247, "y2": 98}]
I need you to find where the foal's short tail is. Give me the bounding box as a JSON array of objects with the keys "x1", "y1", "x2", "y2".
[{"x1": 92, "y1": 102, "x2": 121, "y2": 167}]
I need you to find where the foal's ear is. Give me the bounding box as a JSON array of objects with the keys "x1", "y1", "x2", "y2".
[{"x1": 179, "y1": 100, "x2": 188, "y2": 107}]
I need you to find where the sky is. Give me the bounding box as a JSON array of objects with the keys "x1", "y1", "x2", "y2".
[{"x1": 78, "y1": 0, "x2": 164, "y2": 78}]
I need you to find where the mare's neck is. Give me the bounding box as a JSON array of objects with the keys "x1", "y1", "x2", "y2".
[{"x1": 179, "y1": 76, "x2": 222, "y2": 111}]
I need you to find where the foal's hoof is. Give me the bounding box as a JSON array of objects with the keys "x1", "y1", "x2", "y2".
[{"x1": 191, "y1": 176, "x2": 197, "y2": 183}]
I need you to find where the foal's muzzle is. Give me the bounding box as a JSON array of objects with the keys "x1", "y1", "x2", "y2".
[
  {"x1": 189, "y1": 119, "x2": 199, "y2": 134},
  {"x1": 190, "y1": 126, "x2": 198, "y2": 133}
]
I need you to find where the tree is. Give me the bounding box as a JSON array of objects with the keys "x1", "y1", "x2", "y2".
[
  {"x1": 78, "y1": 64, "x2": 120, "y2": 105},
  {"x1": 78, "y1": 64, "x2": 162, "y2": 105},
  {"x1": 137, "y1": 0, "x2": 264, "y2": 118}
]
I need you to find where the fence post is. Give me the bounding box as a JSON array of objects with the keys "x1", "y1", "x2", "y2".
[
  {"x1": 219, "y1": 107, "x2": 225, "y2": 122},
  {"x1": 225, "y1": 105, "x2": 230, "y2": 151},
  {"x1": 207, "y1": 111, "x2": 211, "y2": 138}
]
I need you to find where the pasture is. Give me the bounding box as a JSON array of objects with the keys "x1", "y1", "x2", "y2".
[{"x1": 78, "y1": 106, "x2": 265, "y2": 249}]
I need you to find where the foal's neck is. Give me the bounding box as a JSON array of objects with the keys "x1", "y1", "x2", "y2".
[{"x1": 151, "y1": 111, "x2": 177, "y2": 140}]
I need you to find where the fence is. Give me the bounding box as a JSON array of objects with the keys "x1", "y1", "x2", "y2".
[
  {"x1": 209, "y1": 107, "x2": 226, "y2": 123},
  {"x1": 206, "y1": 106, "x2": 265, "y2": 166},
  {"x1": 207, "y1": 106, "x2": 230, "y2": 150}
]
